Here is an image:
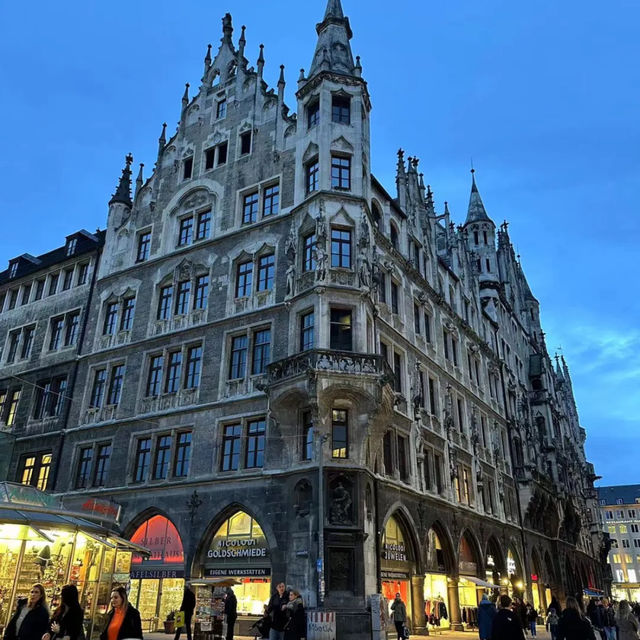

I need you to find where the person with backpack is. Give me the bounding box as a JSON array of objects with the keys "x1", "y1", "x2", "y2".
[
  {"x1": 545, "y1": 607, "x2": 559, "y2": 640},
  {"x1": 478, "y1": 593, "x2": 497, "y2": 640},
  {"x1": 491, "y1": 595, "x2": 525, "y2": 640}
]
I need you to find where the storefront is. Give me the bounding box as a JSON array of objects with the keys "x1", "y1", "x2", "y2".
[
  {"x1": 423, "y1": 528, "x2": 450, "y2": 630},
  {"x1": 380, "y1": 515, "x2": 414, "y2": 626},
  {"x1": 127, "y1": 515, "x2": 185, "y2": 631},
  {"x1": 458, "y1": 534, "x2": 481, "y2": 628},
  {"x1": 0, "y1": 483, "x2": 144, "y2": 640},
  {"x1": 506, "y1": 548, "x2": 525, "y2": 599},
  {"x1": 196, "y1": 510, "x2": 271, "y2": 618}
]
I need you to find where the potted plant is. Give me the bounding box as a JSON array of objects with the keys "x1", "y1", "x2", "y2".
[{"x1": 164, "y1": 611, "x2": 176, "y2": 634}]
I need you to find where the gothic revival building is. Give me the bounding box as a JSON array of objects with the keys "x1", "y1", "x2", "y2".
[{"x1": 0, "y1": 1, "x2": 606, "y2": 637}]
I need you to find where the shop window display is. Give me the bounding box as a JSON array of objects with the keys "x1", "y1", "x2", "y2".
[
  {"x1": 380, "y1": 516, "x2": 414, "y2": 626},
  {"x1": 423, "y1": 529, "x2": 450, "y2": 630}
]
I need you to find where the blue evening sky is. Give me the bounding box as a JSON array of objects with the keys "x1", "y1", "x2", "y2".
[{"x1": 0, "y1": 1, "x2": 637, "y2": 485}]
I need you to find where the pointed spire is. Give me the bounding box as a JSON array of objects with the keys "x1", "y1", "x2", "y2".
[
  {"x1": 222, "y1": 13, "x2": 233, "y2": 44},
  {"x1": 309, "y1": 0, "x2": 355, "y2": 78},
  {"x1": 204, "y1": 43, "x2": 212, "y2": 72},
  {"x1": 354, "y1": 55, "x2": 362, "y2": 77},
  {"x1": 238, "y1": 25, "x2": 246, "y2": 57},
  {"x1": 109, "y1": 153, "x2": 133, "y2": 207},
  {"x1": 157, "y1": 122, "x2": 167, "y2": 158},
  {"x1": 278, "y1": 64, "x2": 285, "y2": 87},
  {"x1": 464, "y1": 168, "x2": 492, "y2": 226},
  {"x1": 257, "y1": 44, "x2": 265, "y2": 77},
  {"x1": 182, "y1": 82, "x2": 190, "y2": 107},
  {"x1": 135, "y1": 163, "x2": 144, "y2": 197}
]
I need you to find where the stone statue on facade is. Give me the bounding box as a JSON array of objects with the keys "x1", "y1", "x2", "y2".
[
  {"x1": 329, "y1": 482, "x2": 352, "y2": 524},
  {"x1": 285, "y1": 262, "x2": 296, "y2": 298},
  {"x1": 314, "y1": 246, "x2": 328, "y2": 282}
]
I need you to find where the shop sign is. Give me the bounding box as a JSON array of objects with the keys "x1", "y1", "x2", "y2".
[
  {"x1": 205, "y1": 567, "x2": 271, "y2": 577},
  {"x1": 207, "y1": 537, "x2": 267, "y2": 559},
  {"x1": 381, "y1": 571, "x2": 408, "y2": 580},
  {"x1": 131, "y1": 515, "x2": 184, "y2": 564},
  {"x1": 382, "y1": 543, "x2": 407, "y2": 562},
  {"x1": 130, "y1": 568, "x2": 185, "y2": 579},
  {"x1": 531, "y1": 574, "x2": 538, "y2": 582},
  {"x1": 62, "y1": 496, "x2": 121, "y2": 524}
]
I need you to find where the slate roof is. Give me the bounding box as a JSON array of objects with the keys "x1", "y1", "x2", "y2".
[{"x1": 597, "y1": 485, "x2": 640, "y2": 506}]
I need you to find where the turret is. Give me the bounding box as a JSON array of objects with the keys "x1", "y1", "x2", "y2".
[
  {"x1": 308, "y1": 0, "x2": 356, "y2": 78},
  {"x1": 108, "y1": 153, "x2": 133, "y2": 227}
]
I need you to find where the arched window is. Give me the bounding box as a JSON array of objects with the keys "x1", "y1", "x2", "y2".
[{"x1": 390, "y1": 222, "x2": 399, "y2": 249}]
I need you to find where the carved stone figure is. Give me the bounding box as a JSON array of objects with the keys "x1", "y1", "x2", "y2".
[
  {"x1": 329, "y1": 482, "x2": 352, "y2": 524},
  {"x1": 357, "y1": 246, "x2": 371, "y2": 289},
  {"x1": 314, "y1": 246, "x2": 328, "y2": 282},
  {"x1": 286, "y1": 262, "x2": 296, "y2": 298}
]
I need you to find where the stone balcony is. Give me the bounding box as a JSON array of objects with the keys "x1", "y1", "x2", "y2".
[{"x1": 266, "y1": 349, "x2": 394, "y2": 387}]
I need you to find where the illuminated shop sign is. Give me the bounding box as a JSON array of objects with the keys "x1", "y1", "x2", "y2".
[
  {"x1": 205, "y1": 567, "x2": 271, "y2": 577},
  {"x1": 207, "y1": 538, "x2": 267, "y2": 559},
  {"x1": 382, "y1": 543, "x2": 407, "y2": 562},
  {"x1": 130, "y1": 568, "x2": 185, "y2": 579}
]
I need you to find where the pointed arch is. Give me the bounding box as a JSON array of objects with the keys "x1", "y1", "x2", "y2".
[
  {"x1": 485, "y1": 535, "x2": 506, "y2": 575},
  {"x1": 425, "y1": 520, "x2": 456, "y2": 574},
  {"x1": 458, "y1": 528, "x2": 484, "y2": 576},
  {"x1": 380, "y1": 505, "x2": 421, "y2": 570}
]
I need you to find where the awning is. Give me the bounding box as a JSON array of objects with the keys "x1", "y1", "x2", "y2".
[
  {"x1": 584, "y1": 588, "x2": 604, "y2": 597},
  {"x1": 190, "y1": 578, "x2": 243, "y2": 587},
  {"x1": 461, "y1": 576, "x2": 500, "y2": 589}
]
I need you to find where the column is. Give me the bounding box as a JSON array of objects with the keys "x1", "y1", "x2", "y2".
[
  {"x1": 447, "y1": 577, "x2": 463, "y2": 631},
  {"x1": 411, "y1": 574, "x2": 426, "y2": 633}
]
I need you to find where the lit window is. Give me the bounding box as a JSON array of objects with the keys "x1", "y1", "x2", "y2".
[{"x1": 331, "y1": 409, "x2": 348, "y2": 458}]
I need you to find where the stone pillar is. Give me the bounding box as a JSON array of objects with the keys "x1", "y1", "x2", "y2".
[
  {"x1": 448, "y1": 578, "x2": 463, "y2": 631},
  {"x1": 411, "y1": 574, "x2": 426, "y2": 633}
]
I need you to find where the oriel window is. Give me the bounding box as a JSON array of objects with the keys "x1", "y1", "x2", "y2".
[
  {"x1": 331, "y1": 409, "x2": 348, "y2": 458},
  {"x1": 331, "y1": 95, "x2": 351, "y2": 124},
  {"x1": 330, "y1": 155, "x2": 351, "y2": 191}
]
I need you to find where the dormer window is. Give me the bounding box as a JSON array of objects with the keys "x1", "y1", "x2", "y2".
[
  {"x1": 9, "y1": 262, "x2": 18, "y2": 279},
  {"x1": 331, "y1": 95, "x2": 350, "y2": 124},
  {"x1": 66, "y1": 238, "x2": 77, "y2": 256}
]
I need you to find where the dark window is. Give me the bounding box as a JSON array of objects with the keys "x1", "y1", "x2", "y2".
[
  {"x1": 134, "y1": 438, "x2": 152, "y2": 483},
  {"x1": 246, "y1": 418, "x2": 266, "y2": 468},
  {"x1": 62, "y1": 269, "x2": 73, "y2": 291},
  {"x1": 306, "y1": 160, "x2": 319, "y2": 193},
  {"x1": 33, "y1": 376, "x2": 67, "y2": 419},
  {"x1": 153, "y1": 435, "x2": 172, "y2": 480},
  {"x1": 75, "y1": 447, "x2": 93, "y2": 489},
  {"x1": 137, "y1": 232, "x2": 151, "y2": 262},
  {"x1": 217, "y1": 141, "x2": 228, "y2": 165},
  {"x1": 302, "y1": 410, "x2": 314, "y2": 461},
  {"x1": 21, "y1": 326, "x2": 35, "y2": 358},
  {"x1": 257, "y1": 254, "x2": 275, "y2": 291},
  {"x1": 443, "y1": 329, "x2": 449, "y2": 360},
  {"x1": 174, "y1": 432, "x2": 192, "y2": 477},
  {"x1": 390, "y1": 224, "x2": 399, "y2": 249},
  {"x1": 221, "y1": 424, "x2": 242, "y2": 471},
  {"x1": 486, "y1": 258, "x2": 491, "y2": 273},
  {"x1": 107, "y1": 365, "x2": 124, "y2": 405},
  {"x1": 451, "y1": 336, "x2": 458, "y2": 366},
  {"x1": 103, "y1": 303, "x2": 118, "y2": 335},
  {"x1": 229, "y1": 335, "x2": 248, "y2": 379},
  {"x1": 65, "y1": 312, "x2": 80, "y2": 346},
  {"x1": 7, "y1": 289, "x2": 18, "y2": 309},
  {"x1": 158, "y1": 286, "x2": 173, "y2": 319},
  {"x1": 383, "y1": 432, "x2": 394, "y2": 474},
  {"x1": 50, "y1": 316, "x2": 65, "y2": 350},
  {"x1": 398, "y1": 436, "x2": 408, "y2": 481},
  {"x1": 379, "y1": 272, "x2": 386, "y2": 303},
  {"x1": 175, "y1": 280, "x2": 191, "y2": 314},
  {"x1": 428, "y1": 377, "x2": 437, "y2": 414},
  {"x1": 414, "y1": 304, "x2": 421, "y2": 334},
  {"x1": 393, "y1": 351, "x2": 402, "y2": 393},
  {"x1": 216, "y1": 99, "x2": 227, "y2": 119},
  {"x1": 94, "y1": 444, "x2": 111, "y2": 486},
  {"x1": 307, "y1": 100, "x2": 320, "y2": 128},
  {"x1": 194, "y1": 275, "x2": 209, "y2": 309},
  {"x1": 380, "y1": 341, "x2": 388, "y2": 364},
  {"x1": 242, "y1": 192, "x2": 259, "y2": 225},
  {"x1": 179, "y1": 217, "x2": 194, "y2": 246},
  {"x1": 236, "y1": 261, "x2": 253, "y2": 297},
  {"x1": 120, "y1": 298, "x2": 135, "y2": 331},
  {"x1": 424, "y1": 449, "x2": 432, "y2": 491},
  {"x1": 48, "y1": 273, "x2": 59, "y2": 296},
  {"x1": 6, "y1": 331, "x2": 19, "y2": 363},
  {"x1": 330, "y1": 308, "x2": 352, "y2": 351},
  {"x1": 185, "y1": 345, "x2": 202, "y2": 388},
  {"x1": 183, "y1": 157, "x2": 193, "y2": 180},
  {"x1": 474, "y1": 230, "x2": 479, "y2": 245},
  {"x1": 424, "y1": 312, "x2": 432, "y2": 343},
  {"x1": 303, "y1": 234, "x2": 317, "y2": 272},
  {"x1": 165, "y1": 351, "x2": 182, "y2": 393},
  {"x1": 331, "y1": 228, "x2": 352, "y2": 268},
  {"x1": 263, "y1": 185, "x2": 279, "y2": 217},
  {"x1": 300, "y1": 312, "x2": 314, "y2": 351},
  {"x1": 21, "y1": 283, "x2": 31, "y2": 305},
  {"x1": 147, "y1": 355, "x2": 164, "y2": 397},
  {"x1": 434, "y1": 453, "x2": 443, "y2": 493},
  {"x1": 331, "y1": 95, "x2": 350, "y2": 124},
  {"x1": 390, "y1": 282, "x2": 399, "y2": 314},
  {"x1": 252, "y1": 329, "x2": 271, "y2": 375},
  {"x1": 205, "y1": 147, "x2": 215, "y2": 170},
  {"x1": 331, "y1": 156, "x2": 351, "y2": 190},
  {"x1": 331, "y1": 408, "x2": 348, "y2": 458},
  {"x1": 34, "y1": 279, "x2": 45, "y2": 300},
  {"x1": 196, "y1": 210, "x2": 211, "y2": 240},
  {"x1": 240, "y1": 131, "x2": 252, "y2": 155},
  {"x1": 90, "y1": 369, "x2": 107, "y2": 408}
]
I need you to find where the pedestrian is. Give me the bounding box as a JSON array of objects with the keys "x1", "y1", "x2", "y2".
[
  {"x1": 545, "y1": 608, "x2": 559, "y2": 640},
  {"x1": 390, "y1": 593, "x2": 407, "y2": 640},
  {"x1": 526, "y1": 604, "x2": 538, "y2": 637},
  {"x1": 250, "y1": 606, "x2": 271, "y2": 639},
  {"x1": 515, "y1": 600, "x2": 528, "y2": 635},
  {"x1": 99, "y1": 587, "x2": 143, "y2": 640},
  {"x1": 43, "y1": 585, "x2": 84, "y2": 640},
  {"x1": 3, "y1": 584, "x2": 49, "y2": 640},
  {"x1": 616, "y1": 600, "x2": 639, "y2": 640},
  {"x1": 174, "y1": 583, "x2": 196, "y2": 640},
  {"x1": 478, "y1": 593, "x2": 497, "y2": 640},
  {"x1": 224, "y1": 587, "x2": 237, "y2": 640},
  {"x1": 283, "y1": 589, "x2": 306, "y2": 640},
  {"x1": 557, "y1": 596, "x2": 595, "y2": 640},
  {"x1": 602, "y1": 599, "x2": 617, "y2": 640},
  {"x1": 491, "y1": 595, "x2": 525, "y2": 640},
  {"x1": 547, "y1": 597, "x2": 562, "y2": 616},
  {"x1": 266, "y1": 583, "x2": 289, "y2": 640}
]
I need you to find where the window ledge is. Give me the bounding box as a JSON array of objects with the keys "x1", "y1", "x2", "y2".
[
  {"x1": 152, "y1": 309, "x2": 206, "y2": 337},
  {"x1": 140, "y1": 388, "x2": 199, "y2": 414}
]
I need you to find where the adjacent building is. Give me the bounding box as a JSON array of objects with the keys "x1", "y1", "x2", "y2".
[{"x1": 0, "y1": 1, "x2": 607, "y2": 637}]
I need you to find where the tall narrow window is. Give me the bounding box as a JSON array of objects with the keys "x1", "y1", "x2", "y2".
[
  {"x1": 90, "y1": 369, "x2": 107, "y2": 408},
  {"x1": 65, "y1": 312, "x2": 80, "y2": 346},
  {"x1": 50, "y1": 317, "x2": 65, "y2": 350},
  {"x1": 330, "y1": 308, "x2": 352, "y2": 351},
  {"x1": 302, "y1": 411, "x2": 314, "y2": 461},
  {"x1": 205, "y1": 147, "x2": 216, "y2": 170},
  {"x1": 7, "y1": 289, "x2": 18, "y2": 309},
  {"x1": 75, "y1": 447, "x2": 93, "y2": 489},
  {"x1": 21, "y1": 326, "x2": 35, "y2": 359},
  {"x1": 196, "y1": 210, "x2": 211, "y2": 240},
  {"x1": 107, "y1": 365, "x2": 124, "y2": 405},
  {"x1": 331, "y1": 228, "x2": 352, "y2": 268},
  {"x1": 48, "y1": 273, "x2": 59, "y2": 296},
  {"x1": 137, "y1": 231, "x2": 151, "y2": 262},
  {"x1": 120, "y1": 297, "x2": 135, "y2": 331},
  {"x1": 6, "y1": 390, "x2": 20, "y2": 426},
  {"x1": 398, "y1": 436, "x2": 408, "y2": 481},
  {"x1": 183, "y1": 157, "x2": 193, "y2": 180},
  {"x1": 6, "y1": 331, "x2": 19, "y2": 363},
  {"x1": 303, "y1": 234, "x2": 317, "y2": 272},
  {"x1": 158, "y1": 286, "x2": 173, "y2": 320},
  {"x1": 414, "y1": 303, "x2": 421, "y2": 334},
  {"x1": 216, "y1": 99, "x2": 227, "y2": 119},
  {"x1": 236, "y1": 262, "x2": 253, "y2": 297},
  {"x1": 393, "y1": 351, "x2": 402, "y2": 393},
  {"x1": 424, "y1": 312, "x2": 432, "y2": 343},
  {"x1": 331, "y1": 156, "x2": 351, "y2": 191},
  {"x1": 147, "y1": 355, "x2": 164, "y2": 397},
  {"x1": 194, "y1": 275, "x2": 209, "y2": 309},
  {"x1": 229, "y1": 336, "x2": 248, "y2": 379},
  {"x1": 300, "y1": 311, "x2": 314, "y2": 351},
  {"x1": 428, "y1": 377, "x2": 437, "y2": 414},
  {"x1": 77, "y1": 263, "x2": 89, "y2": 285},
  {"x1": 242, "y1": 192, "x2": 259, "y2": 225},
  {"x1": 165, "y1": 351, "x2": 182, "y2": 393},
  {"x1": 62, "y1": 269, "x2": 74, "y2": 291},
  {"x1": 246, "y1": 419, "x2": 266, "y2": 468},
  {"x1": 240, "y1": 131, "x2": 252, "y2": 155},
  {"x1": 175, "y1": 281, "x2": 191, "y2": 314},
  {"x1": 331, "y1": 95, "x2": 350, "y2": 124},
  {"x1": 185, "y1": 345, "x2": 202, "y2": 388},
  {"x1": 383, "y1": 432, "x2": 394, "y2": 474},
  {"x1": 174, "y1": 432, "x2": 192, "y2": 477},
  {"x1": 217, "y1": 141, "x2": 228, "y2": 165},
  {"x1": 252, "y1": 329, "x2": 271, "y2": 375},
  {"x1": 178, "y1": 217, "x2": 194, "y2": 246},
  {"x1": 331, "y1": 409, "x2": 348, "y2": 458},
  {"x1": 153, "y1": 435, "x2": 172, "y2": 480},
  {"x1": 134, "y1": 438, "x2": 152, "y2": 483},
  {"x1": 20, "y1": 456, "x2": 36, "y2": 486},
  {"x1": 379, "y1": 272, "x2": 387, "y2": 303},
  {"x1": 34, "y1": 279, "x2": 45, "y2": 300},
  {"x1": 307, "y1": 100, "x2": 320, "y2": 128},
  {"x1": 443, "y1": 329, "x2": 449, "y2": 360},
  {"x1": 263, "y1": 185, "x2": 279, "y2": 217},
  {"x1": 257, "y1": 254, "x2": 275, "y2": 291},
  {"x1": 94, "y1": 444, "x2": 111, "y2": 486},
  {"x1": 221, "y1": 424, "x2": 242, "y2": 471},
  {"x1": 21, "y1": 284, "x2": 31, "y2": 305},
  {"x1": 103, "y1": 303, "x2": 119, "y2": 335},
  {"x1": 306, "y1": 160, "x2": 319, "y2": 193},
  {"x1": 390, "y1": 282, "x2": 399, "y2": 314}
]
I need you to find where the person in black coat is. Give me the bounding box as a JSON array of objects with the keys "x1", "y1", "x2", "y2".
[
  {"x1": 224, "y1": 588, "x2": 237, "y2": 640},
  {"x1": 283, "y1": 590, "x2": 305, "y2": 640},
  {"x1": 99, "y1": 587, "x2": 143, "y2": 640},
  {"x1": 174, "y1": 584, "x2": 196, "y2": 640},
  {"x1": 43, "y1": 585, "x2": 84, "y2": 640},
  {"x1": 491, "y1": 595, "x2": 525, "y2": 640},
  {"x1": 266, "y1": 583, "x2": 290, "y2": 640},
  {"x1": 3, "y1": 584, "x2": 50, "y2": 640},
  {"x1": 557, "y1": 597, "x2": 595, "y2": 640}
]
